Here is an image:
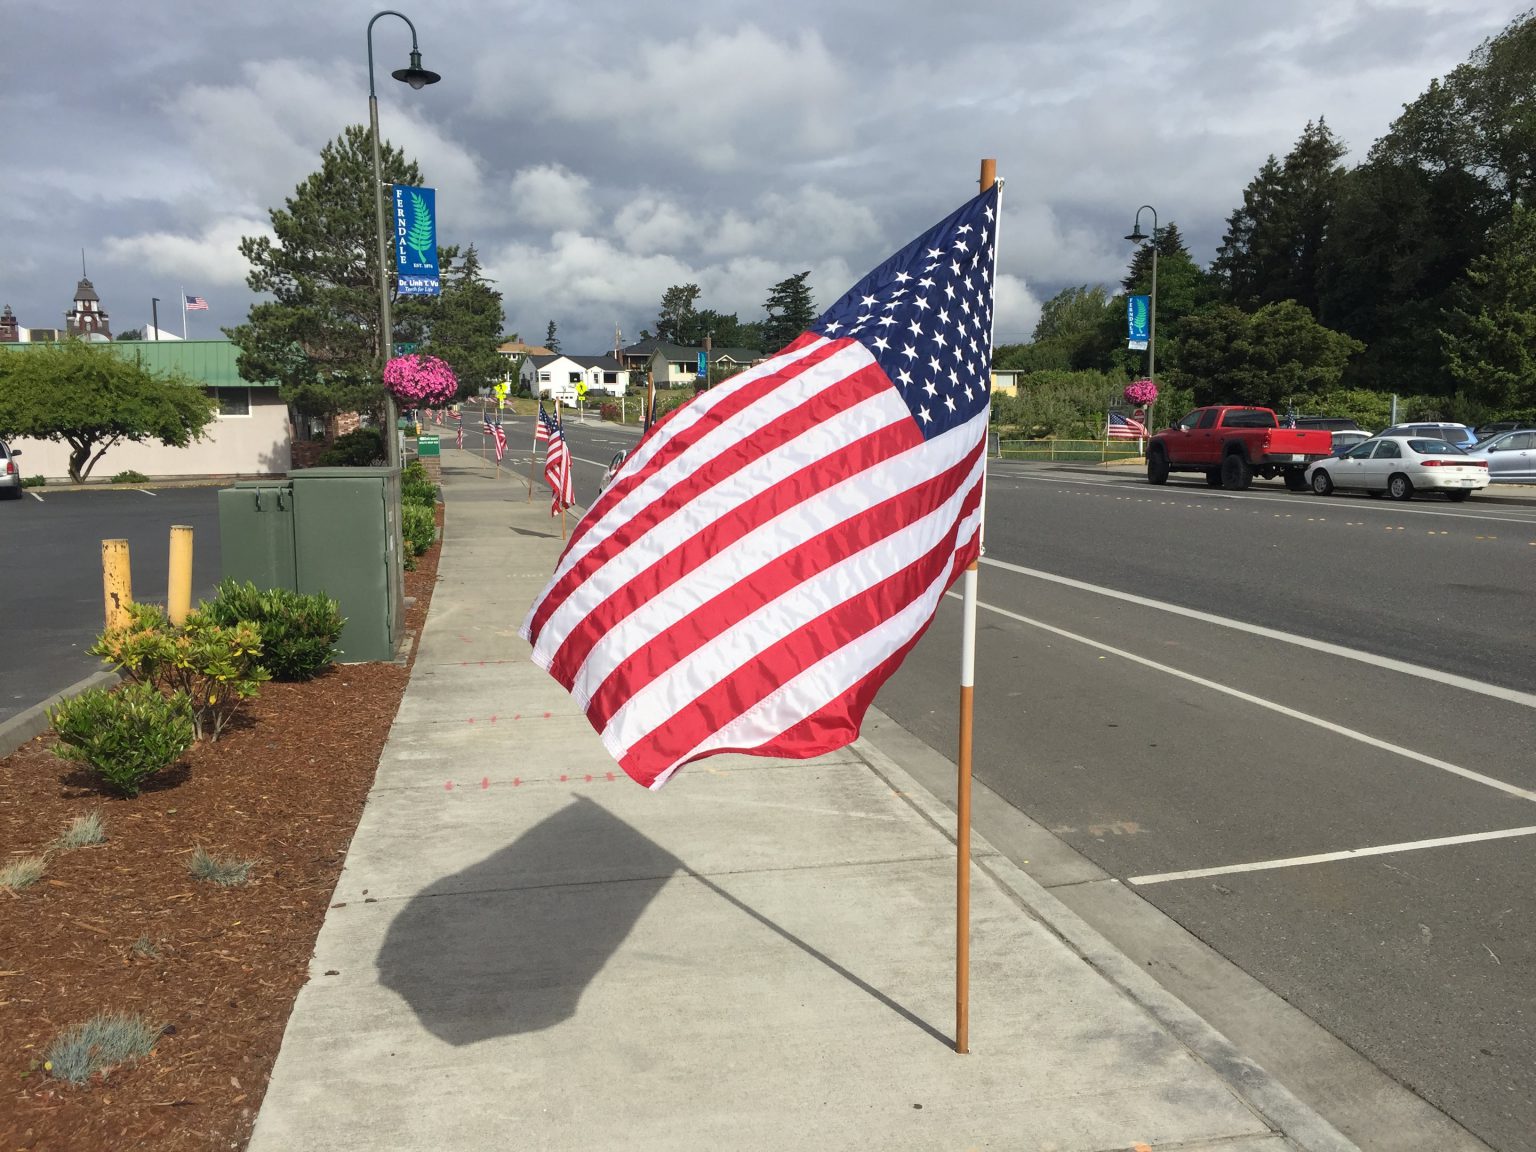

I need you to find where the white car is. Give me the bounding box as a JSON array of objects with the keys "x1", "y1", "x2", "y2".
[
  {"x1": 0, "y1": 440, "x2": 23, "y2": 500},
  {"x1": 1304, "y1": 436, "x2": 1488, "y2": 501}
]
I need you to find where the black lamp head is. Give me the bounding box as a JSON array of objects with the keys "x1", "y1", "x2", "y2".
[
  {"x1": 393, "y1": 49, "x2": 441, "y2": 90},
  {"x1": 1125, "y1": 223, "x2": 1148, "y2": 243}
]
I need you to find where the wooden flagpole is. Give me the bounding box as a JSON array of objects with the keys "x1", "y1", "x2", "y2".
[
  {"x1": 527, "y1": 401, "x2": 540, "y2": 501},
  {"x1": 956, "y1": 157, "x2": 997, "y2": 1056}
]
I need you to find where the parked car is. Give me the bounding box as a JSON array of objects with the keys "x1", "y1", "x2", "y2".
[
  {"x1": 1294, "y1": 415, "x2": 1362, "y2": 432},
  {"x1": 1330, "y1": 430, "x2": 1372, "y2": 454},
  {"x1": 0, "y1": 440, "x2": 23, "y2": 500},
  {"x1": 1377, "y1": 422, "x2": 1478, "y2": 450},
  {"x1": 1305, "y1": 436, "x2": 1488, "y2": 501},
  {"x1": 1473, "y1": 420, "x2": 1536, "y2": 441},
  {"x1": 1146, "y1": 405, "x2": 1333, "y2": 491},
  {"x1": 1463, "y1": 429, "x2": 1536, "y2": 483}
]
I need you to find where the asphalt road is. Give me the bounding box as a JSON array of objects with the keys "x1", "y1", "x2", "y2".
[
  {"x1": 1, "y1": 486, "x2": 222, "y2": 724},
  {"x1": 876, "y1": 464, "x2": 1536, "y2": 1151}
]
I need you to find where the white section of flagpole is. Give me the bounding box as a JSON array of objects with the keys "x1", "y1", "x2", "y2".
[{"x1": 180, "y1": 286, "x2": 186, "y2": 340}]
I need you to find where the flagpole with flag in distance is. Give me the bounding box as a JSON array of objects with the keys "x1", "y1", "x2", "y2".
[
  {"x1": 528, "y1": 403, "x2": 540, "y2": 502},
  {"x1": 956, "y1": 157, "x2": 997, "y2": 1056}
]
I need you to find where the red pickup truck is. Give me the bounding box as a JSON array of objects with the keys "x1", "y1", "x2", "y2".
[{"x1": 1146, "y1": 406, "x2": 1333, "y2": 491}]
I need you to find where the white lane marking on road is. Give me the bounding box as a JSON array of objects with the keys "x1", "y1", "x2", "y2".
[
  {"x1": 990, "y1": 468, "x2": 1536, "y2": 525},
  {"x1": 135, "y1": 489, "x2": 157, "y2": 496},
  {"x1": 28, "y1": 490, "x2": 43, "y2": 502},
  {"x1": 1129, "y1": 825, "x2": 1536, "y2": 886},
  {"x1": 980, "y1": 557, "x2": 1536, "y2": 710},
  {"x1": 944, "y1": 591, "x2": 1536, "y2": 804}
]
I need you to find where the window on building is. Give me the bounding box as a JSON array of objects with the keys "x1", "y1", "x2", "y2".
[
  {"x1": 603, "y1": 372, "x2": 618, "y2": 385},
  {"x1": 672, "y1": 361, "x2": 691, "y2": 374},
  {"x1": 569, "y1": 371, "x2": 583, "y2": 384},
  {"x1": 538, "y1": 371, "x2": 551, "y2": 382},
  {"x1": 206, "y1": 387, "x2": 251, "y2": 416}
]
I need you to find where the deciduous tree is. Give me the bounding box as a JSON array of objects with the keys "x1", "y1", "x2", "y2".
[{"x1": 0, "y1": 340, "x2": 215, "y2": 482}]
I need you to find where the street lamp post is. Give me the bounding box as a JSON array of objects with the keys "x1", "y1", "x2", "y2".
[
  {"x1": 366, "y1": 9, "x2": 440, "y2": 470},
  {"x1": 1125, "y1": 205, "x2": 1158, "y2": 429}
]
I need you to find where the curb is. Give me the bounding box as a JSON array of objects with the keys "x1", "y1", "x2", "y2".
[
  {"x1": 0, "y1": 668, "x2": 122, "y2": 759},
  {"x1": 850, "y1": 733, "x2": 1361, "y2": 1152}
]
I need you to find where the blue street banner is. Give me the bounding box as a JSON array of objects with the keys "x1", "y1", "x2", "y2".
[
  {"x1": 394, "y1": 185, "x2": 441, "y2": 297},
  {"x1": 696, "y1": 350, "x2": 708, "y2": 376},
  {"x1": 1127, "y1": 294, "x2": 1150, "y2": 349}
]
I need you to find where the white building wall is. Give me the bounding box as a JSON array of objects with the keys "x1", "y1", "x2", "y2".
[{"x1": 11, "y1": 390, "x2": 292, "y2": 481}]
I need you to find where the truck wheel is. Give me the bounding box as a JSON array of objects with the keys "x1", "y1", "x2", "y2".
[
  {"x1": 1205, "y1": 469, "x2": 1222, "y2": 487},
  {"x1": 1310, "y1": 469, "x2": 1333, "y2": 495},
  {"x1": 1387, "y1": 473, "x2": 1414, "y2": 501},
  {"x1": 1221, "y1": 453, "x2": 1253, "y2": 491},
  {"x1": 1283, "y1": 468, "x2": 1309, "y2": 492},
  {"x1": 1147, "y1": 449, "x2": 1169, "y2": 485}
]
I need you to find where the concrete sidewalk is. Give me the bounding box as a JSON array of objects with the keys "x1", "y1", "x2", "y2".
[{"x1": 248, "y1": 452, "x2": 1357, "y2": 1152}]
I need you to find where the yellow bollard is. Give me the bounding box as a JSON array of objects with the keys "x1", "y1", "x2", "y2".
[
  {"x1": 167, "y1": 525, "x2": 194, "y2": 626},
  {"x1": 102, "y1": 539, "x2": 132, "y2": 631}
]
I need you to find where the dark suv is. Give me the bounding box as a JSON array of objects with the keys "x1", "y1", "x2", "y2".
[{"x1": 1293, "y1": 415, "x2": 1362, "y2": 432}]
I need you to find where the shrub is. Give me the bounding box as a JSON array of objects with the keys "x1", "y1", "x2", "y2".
[
  {"x1": 88, "y1": 604, "x2": 270, "y2": 741},
  {"x1": 402, "y1": 501, "x2": 436, "y2": 563},
  {"x1": 401, "y1": 459, "x2": 429, "y2": 484},
  {"x1": 315, "y1": 428, "x2": 385, "y2": 467},
  {"x1": 600, "y1": 401, "x2": 620, "y2": 422},
  {"x1": 188, "y1": 845, "x2": 255, "y2": 886},
  {"x1": 56, "y1": 811, "x2": 108, "y2": 850},
  {"x1": 50, "y1": 683, "x2": 194, "y2": 796},
  {"x1": 202, "y1": 580, "x2": 345, "y2": 681},
  {"x1": 0, "y1": 856, "x2": 47, "y2": 890},
  {"x1": 402, "y1": 477, "x2": 438, "y2": 505},
  {"x1": 46, "y1": 1012, "x2": 162, "y2": 1085},
  {"x1": 110, "y1": 470, "x2": 151, "y2": 484},
  {"x1": 22, "y1": 474, "x2": 46, "y2": 488}
]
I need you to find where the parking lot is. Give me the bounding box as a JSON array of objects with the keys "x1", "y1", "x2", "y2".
[{"x1": 0, "y1": 486, "x2": 221, "y2": 724}]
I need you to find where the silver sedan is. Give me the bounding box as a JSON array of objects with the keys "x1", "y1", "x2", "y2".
[{"x1": 1463, "y1": 429, "x2": 1536, "y2": 483}]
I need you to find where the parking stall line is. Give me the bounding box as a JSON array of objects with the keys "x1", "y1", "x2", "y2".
[
  {"x1": 946, "y1": 590, "x2": 1536, "y2": 805},
  {"x1": 978, "y1": 557, "x2": 1536, "y2": 711},
  {"x1": 1128, "y1": 824, "x2": 1536, "y2": 886}
]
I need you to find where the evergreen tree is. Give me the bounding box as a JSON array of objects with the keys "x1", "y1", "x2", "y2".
[
  {"x1": 1212, "y1": 120, "x2": 1347, "y2": 315},
  {"x1": 397, "y1": 244, "x2": 505, "y2": 399},
  {"x1": 1175, "y1": 301, "x2": 1363, "y2": 408},
  {"x1": 544, "y1": 320, "x2": 561, "y2": 353},
  {"x1": 227, "y1": 125, "x2": 422, "y2": 418},
  {"x1": 762, "y1": 271, "x2": 816, "y2": 354},
  {"x1": 656, "y1": 284, "x2": 701, "y2": 344},
  {"x1": 1441, "y1": 203, "x2": 1536, "y2": 413}
]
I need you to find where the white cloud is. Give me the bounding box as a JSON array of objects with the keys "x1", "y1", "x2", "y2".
[
  {"x1": 508, "y1": 166, "x2": 597, "y2": 232},
  {"x1": 101, "y1": 216, "x2": 272, "y2": 287}
]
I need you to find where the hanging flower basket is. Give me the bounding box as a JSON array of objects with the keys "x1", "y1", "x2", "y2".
[
  {"x1": 1124, "y1": 379, "x2": 1158, "y2": 406},
  {"x1": 384, "y1": 354, "x2": 458, "y2": 407}
]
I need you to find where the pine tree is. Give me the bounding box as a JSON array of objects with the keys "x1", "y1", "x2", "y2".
[
  {"x1": 398, "y1": 245, "x2": 504, "y2": 399},
  {"x1": 227, "y1": 125, "x2": 422, "y2": 418},
  {"x1": 656, "y1": 284, "x2": 702, "y2": 344},
  {"x1": 762, "y1": 271, "x2": 816, "y2": 354},
  {"x1": 545, "y1": 320, "x2": 561, "y2": 353}
]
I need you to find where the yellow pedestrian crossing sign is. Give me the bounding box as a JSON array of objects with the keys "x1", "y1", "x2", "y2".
[{"x1": 575, "y1": 381, "x2": 588, "y2": 400}]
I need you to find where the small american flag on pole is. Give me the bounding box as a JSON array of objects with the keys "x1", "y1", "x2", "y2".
[
  {"x1": 522, "y1": 184, "x2": 999, "y2": 789},
  {"x1": 184, "y1": 295, "x2": 209, "y2": 311},
  {"x1": 543, "y1": 420, "x2": 573, "y2": 514},
  {"x1": 491, "y1": 422, "x2": 507, "y2": 462},
  {"x1": 455, "y1": 420, "x2": 464, "y2": 450},
  {"x1": 1107, "y1": 412, "x2": 1148, "y2": 440},
  {"x1": 535, "y1": 403, "x2": 558, "y2": 443}
]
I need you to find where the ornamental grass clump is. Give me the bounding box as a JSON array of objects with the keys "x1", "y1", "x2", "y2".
[
  {"x1": 188, "y1": 845, "x2": 255, "y2": 887},
  {"x1": 45, "y1": 1012, "x2": 162, "y2": 1085},
  {"x1": 203, "y1": 580, "x2": 345, "y2": 681},
  {"x1": 0, "y1": 856, "x2": 47, "y2": 891},
  {"x1": 49, "y1": 683, "x2": 195, "y2": 796},
  {"x1": 89, "y1": 602, "x2": 269, "y2": 741},
  {"x1": 55, "y1": 810, "x2": 108, "y2": 850}
]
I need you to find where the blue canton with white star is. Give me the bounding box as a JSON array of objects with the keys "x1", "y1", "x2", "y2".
[{"x1": 809, "y1": 185, "x2": 999, "y2": 440}]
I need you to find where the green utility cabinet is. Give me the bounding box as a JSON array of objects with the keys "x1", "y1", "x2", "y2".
[{"x1": 218, "y1": 467, "x2": 403, "y2": 663}]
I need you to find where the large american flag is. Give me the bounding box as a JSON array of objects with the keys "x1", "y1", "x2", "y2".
[
  {"x1": 543, "y1": 419, "x2": 574, "y2": 515},
  {"x1": 522, "y1": 185, "x2": 1000, "y2": 789},
  {"x1": 1107, "y1": 412, "x2": 1148, "y2": 439},
  {"x1": 184, "y1": 295, "x2": 208, "y2": 311}
]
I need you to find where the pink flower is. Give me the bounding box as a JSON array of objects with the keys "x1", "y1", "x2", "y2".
[
  {"x1": 1124, "y1": 379, "x2": 1158, "y2": 405},
  {"x1": 384, "y1": 354, "x2": 459, "y2": 406}
]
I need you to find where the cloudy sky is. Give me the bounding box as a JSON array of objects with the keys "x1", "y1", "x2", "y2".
[{"x1": 5, "y1": 0, "x2": 1518, "y2": 353}]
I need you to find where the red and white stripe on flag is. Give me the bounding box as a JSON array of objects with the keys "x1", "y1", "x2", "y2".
[
  {"x1": 522, "y1": 186, "x2": 997, "y2": 789},
  {"x1": 544, "y1": 434, "x2": 573, "y2": 514},
  {"x1": 492, "y1": 424, "x2": 507, "y2": 461}
]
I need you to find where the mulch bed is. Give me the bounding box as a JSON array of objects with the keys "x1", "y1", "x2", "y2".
[{"x1": 0, "y1": 507, "x2": 442, "y2": 1152}]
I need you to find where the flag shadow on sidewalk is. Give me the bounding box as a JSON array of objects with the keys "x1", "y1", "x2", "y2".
[{"x1": 375, "y1": 794, "x2": 948, "y2": 1048}]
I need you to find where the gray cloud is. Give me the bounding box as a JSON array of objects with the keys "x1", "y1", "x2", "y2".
[{"x1": 3, "y1": 0, "x2": 1517, "y2": 350}]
